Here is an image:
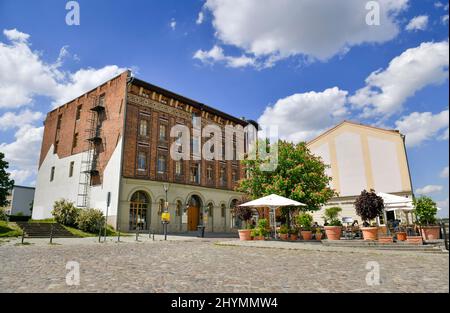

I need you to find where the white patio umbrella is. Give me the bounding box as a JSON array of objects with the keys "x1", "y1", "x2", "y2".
[
  {"x1": 239, "y1": 194, "x2": 306, "y2": 238},
  {"x1": 377, "y1": 192, "x2": 414, "y2": 230}
]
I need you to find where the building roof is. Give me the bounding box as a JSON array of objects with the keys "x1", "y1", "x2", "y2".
[
  {"x1": 13, "y1": 185, "x2": 36, "y2": 190},
  {"x1": 306, "y1": 120, "x2": 403, "y2": 146}
]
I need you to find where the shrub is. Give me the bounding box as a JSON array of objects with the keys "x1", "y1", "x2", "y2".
[
  {"x1": 0, "y1": 208, "x2": 7, "y2": 221},
  {"x1": 414, "y1": 196, "x2": 437, "y2": 226},
  {"x1": 232, "y1": 205, "x2": 253, "y2": 226},
  {"x1": 251, "y1": 228, "x2": 261, "y2": 237},
  {"x1": 354, "y1": 190, "x2": 384, "y2": 224},
  {"x1": 279, "y1": 224, "x2": 289, "y2": 234},
  {"x1": 51, "y1": 199, "x2": 80, "y2": 226},
  {"x1": 76, "y1": 208, "x2": 105, "y2": 234},
  {"x1": 297, "y1": 213, "x2": 313, "y2": 231},
  {"x1": 323, "y1": 207, "x2": 342, "y2": 226}
]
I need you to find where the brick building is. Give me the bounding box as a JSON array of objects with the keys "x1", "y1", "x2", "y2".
[{"x1": 32, "y1": 71, "x2": 256, "y2": 233}]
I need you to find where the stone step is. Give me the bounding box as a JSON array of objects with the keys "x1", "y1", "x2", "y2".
[{"x1": 15, "y1": 222, "x2": 77, "y2": 238}]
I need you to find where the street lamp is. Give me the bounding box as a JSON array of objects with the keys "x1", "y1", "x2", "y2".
[{"x1": 162, "y1": 183, "x2": 170, "y2": 240}]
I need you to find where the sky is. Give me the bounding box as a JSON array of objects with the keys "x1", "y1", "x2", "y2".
[{"x1": 0, "y1": 0, "x2": 448, "y2": 217}]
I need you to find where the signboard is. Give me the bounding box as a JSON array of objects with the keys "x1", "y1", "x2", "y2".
[
  {"x1": 182, "y1": 213, "x2": 188, "y2": 224},
  {"x1": 161, "y1": 212, "x2": 171, "y2": 222}
]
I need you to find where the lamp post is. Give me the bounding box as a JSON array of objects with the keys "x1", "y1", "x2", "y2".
[{"x1": 162, "y1": 183, "x2": 170, "y2": 240}]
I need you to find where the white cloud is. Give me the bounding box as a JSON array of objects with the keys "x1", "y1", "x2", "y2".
[
  {"x1": 200, "y1": 0, "x2": 408, "y2": 67},
  {"x1": 170, "y1": 19, "x2": 177, "y2": 30},
  {"x1": 350, "y1": 40, "x2": 449, "y2": 117},
  {"x1": 442, "y1": 14, "x2": 449, "y2": 24},
  {"x1": 395, "y1": 110, "x2": 449, "y2": 147},
  {"x1": 194, "y1": 45, "x2": 255, "y2": 68},
  {"x1": 440, "y1": 166, "x2": 449, "y2": 178},
  {"x1": 405, "y1": 15, "x2": 429, "y2": 31},
  {"x1": 8, "y1": 169, "x2": 35, "y2": 185},
  {"x1": 416, "y1": 185, "x2": 444, "y2": 194},
  {"x1": 3, "y1": 28, "x2": 29, "y2": 42},
  {"x1": 196, "y1": 11, "x2": 204, "y2": 25},
  {"x1": 0, "y1": 110, "x2": 44, "y2": 131},
  {"x1": 0, "y1": 124, "x2": 44, "y2": 185},
  {"x1": 0, "y1": 28, "x2": 126, "y2": 109},
  {"x1": 258, "y1": 87, "x2": 348, "y2": 143}
]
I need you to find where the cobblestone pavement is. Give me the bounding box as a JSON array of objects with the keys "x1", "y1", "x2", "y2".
[{"x1": 0, "y1": 238, "x2": 448, "y2": 293}]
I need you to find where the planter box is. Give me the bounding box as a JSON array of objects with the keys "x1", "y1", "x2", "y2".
[
  {"x1": 396, "y1": 232, "x2": 407, "y2": 241},
  {"x1": 238, "y1": 229, "x2": 251, "y2": 241},
  {"x1": 361, "y1": 227, "x2": 378, "y2": 241},
  {"x1": 420, "y1": 226, "x2": 441, "y2": 240},
  {"x1": 301, "y1": 231, "x2": 312, "y2": 241},
  {"x1": 324, "y1": 226, "x2": 341, "y2": 240},
  {"x1": 378, "y1": 236, "x2": 393, "y2": 243},
  {"x1": 406, "y1": 236, "x2": 423, "y2": 245}
]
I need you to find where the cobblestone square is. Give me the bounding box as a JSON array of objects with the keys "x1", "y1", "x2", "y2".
[{"x1": 0, "y1": 237, "x2": 448, "y2": 293}]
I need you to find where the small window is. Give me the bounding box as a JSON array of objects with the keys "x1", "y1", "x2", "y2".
[
  {"x1": 139, "y1": 119, "x2": 148, "y2": 137},
  {"x1": 76, "y1": 105, "x2": 82, "y2": 120},
  {"x1": 138, "y1": 152, "x2": 147, "y2": 171},
  {"x1": 56, "y1": 115, "x2": 62, "y2": 129},
  {"x1": 98, "y1": 94, "x2": 105, "y2": 107},
  {"x1": 207, "y1": 165, "x2": 213, "y2": 181},
  {"x1": 72, "y1": 133, "x2": 78, "y2": 148},
  {"x1": 69, "y1": 161, "x2": 75, "y2": 177},
  {"x1": 159, "y1": 124, "x2": 167, "y2": 141},
  {"x1": 157, "y1": 155, "x2": 166, "y2": 174},
  {"x1": 190, "y1": 163, "x2": 200, "y2": 184},
  {"x1": 54, "y1": 141, "x2": 59, "y2": 154},
  {"x1": 50, "y1": 166, "x2": 55, "y2": 182},
  {"x1": 176, "y1": 200, "x2": 182, "y2": 217},
  {"x1": 220, "y1": 168, "x2": 226, "y2": 186},
  {"x1": 175, "y1": 161, "x2": 182, "y2": 176},
  {"x1": 232, "y1": 170, "x2": 237, "y2": 183},
  {"x1": 221, "y1": 204, "x2": 226, "y2": 218},
  {"x1": 208, "y1": 203, "x2": 214, "y2": 217}
]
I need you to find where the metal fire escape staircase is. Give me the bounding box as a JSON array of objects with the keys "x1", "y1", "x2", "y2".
[{"x1": 76, "y1": 95, "x2": 105, "y2": 208}]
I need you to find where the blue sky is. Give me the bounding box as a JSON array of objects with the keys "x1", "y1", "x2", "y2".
[{"x1": 0, "y1": 0, "x2": 448, "y2": 216}]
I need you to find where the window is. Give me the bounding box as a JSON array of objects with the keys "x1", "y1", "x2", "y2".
[
  {"x1": 207, "y1": 165, "x2": 213, "y2": 181},
  {"x1": 208, "y1": 203, "x2": 214, "y2": 217},
  {"x1": 232, "y1": 170, "x2": 237, "y2": 183},
  {"x1": 69, "y1": 161, "x2": 74, "y2": 177},
  {"x1": 159, "y1": 124, "x2": 167, "y2": 141},
  {"x1": 221, "y1": 203, "x2": 226, "y2": 218},
  {"x1": 56, "y1": 115, "x2": 62, "y2": 129},
  {"x1": 190, "y1": 163, "x2": 200, "y2": 184},
  {"x1": 175, "y1": 161, "x2": 182, "y2": 176},
  {"x1": 220, "y1": 167, "x2": 226, "y2": 186},
  {"x1": 138, "y1": 152, "x2": 147, "y2": 171},
  {"x1": 50, "y1": 166, "x2": 55, "y2": 182},
  {"x1": 139, "y1": 119, "x2": 148, "y2": 137},
  {"x1": 76, "y1": 105, "x2": 82, "y2": 120},
  {"x1": 192, "y1": 136, "x2": 200, "y2": 155},
  {"x1": 157, "y1": 155, "x2": 166, "y2": 174},
  {"x1": 72, "y1": 133, "x2": 78, "y2": 148},
  {"x1": 176, "y1": 200, "x2": 182, "y2": 217},
  {"x1": 98, "y1": 94, "x2": 105, "y2": 107},
  {"x1": 54, "y1": 140, "x2": 59, "y2": 154}
]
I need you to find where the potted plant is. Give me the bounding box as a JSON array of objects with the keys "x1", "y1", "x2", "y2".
[
  {"x1": 354, "y1": 190, "x2": 384, "y2": 240},
  {"x1": 315, "y1": 228, "x2": 323, "y2": 241},
  {"x1": 257, "y1": 218, "x2": 269, "y2": 240},
  {"x1": 414, "y1": 196, "x2": 440, "y2": 240},
  {"x1": 290, "y1": 227, "x2": 299, "y2": 241},
  {"x1": 297, "y1": 212, "x2": 313, "y2": 240},
  {"x1": 279, "y1": 225, "x2": 289, "y2": 240},
  {"x1": 233, "y1": 205, "x2": 254, "y2": 241},
  {"x1": 323, "y1": 207, "x2": 343, "y2": 240},
  {"x1": 251, "y1": 228, "x2": 264, "y2": 240},
  {"x1": 396, "y1": 223, "x2": 407, "y2": 241}
]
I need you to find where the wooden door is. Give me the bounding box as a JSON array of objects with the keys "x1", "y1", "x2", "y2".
[{"x1": 188, "y1": 206, "x2": 199, "y2": 231}]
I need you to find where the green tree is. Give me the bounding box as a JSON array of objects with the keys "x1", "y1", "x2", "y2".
[
  {"x1": 236, "y1": 140, "x2": 336, "y2": 222},
  {"x1": 413, "y1": 196, "x2": 438, "y2": 226},
  {"x1": 0, "y1": 152, "x2": 14, "y2": 207}
]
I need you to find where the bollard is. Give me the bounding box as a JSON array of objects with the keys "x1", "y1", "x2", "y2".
[
  {"x1": 149, "y1": 228, "x2": 151, "y2": 239},
  {"x1": 49, "y1": 224, "x2": 54, "y2": 244},
  {"x1": 152, "y1": 233, "x2": 155, "y2": 241},
  {"x1": 117, "y1": 227, "x2": 121, "y2": 242},
  {"x1": 21, "y1": 231, "x2": 25, "y2": 244},
  {"x1": 98, "y1": 226, "x2": 102, "y2": 243},
  {"x1": 135, "y1": 228, "x2": 139, "y2": 241}
]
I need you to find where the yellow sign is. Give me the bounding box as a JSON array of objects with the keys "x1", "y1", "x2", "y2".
[{"x1": 161, "y1": 212, "x2": 171, "y2": 222}]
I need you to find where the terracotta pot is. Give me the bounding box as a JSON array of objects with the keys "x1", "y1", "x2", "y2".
[
  {"x1": 378, "y1": 236, "x2": 393, "y2": 243},
  {"x1": 301, "y1": 231, "x2": 312, "y2": 241},
  {"x1": 396, "y1": 232, "x2": 407, "y2": 241},
  {"x1": 290, "y1": 234, "x2": 298, "y2": 241},
  {"x1": 420, "y1": 226, "x2": 441, "y2": 240},
  {"x1": 407, "y1": 236, "x2": 423, "y2": 245},
  {"x1": 324, "y1": 226, "x2": 342, "y2": 240},
  {"x1": 361, "y1": 227, "x2": 378, "y2": 241},
  {"x1": 254, "y1": 235, "x2": 265, "y2": 241},
  {"x1": 279, "y1": 233, "x2": 288, "y2": 240},
  {"x1": 238, "y1": 229, "x2": 251, "y2": 241},
  {"x1": 315, "y1": 233, "x2": 323, "y2": 241}
]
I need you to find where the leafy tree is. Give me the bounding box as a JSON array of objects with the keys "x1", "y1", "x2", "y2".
[
  {"x1": 236, "y1": 140, "x2": 336, "y2": 223},
  {"x1": 0, "y1": 152, "x2": 14, "y2": 207},
  {"x1": 413, "y1": 196, "x2": 437, "y2": 226},
  {"x1": 354, "y1": 189, "x2": 384, "y2": 225}
]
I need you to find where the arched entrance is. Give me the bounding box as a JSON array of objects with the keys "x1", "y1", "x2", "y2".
[
  {"x1": 129, "y1": 191, "x2": 150, "y2": 230},
  {"x1": 230, "y1": 199, "x2": 241, "y2": 229},
  {"x1": 187, "y1": 195, "x2": 202, "y2": 231}
]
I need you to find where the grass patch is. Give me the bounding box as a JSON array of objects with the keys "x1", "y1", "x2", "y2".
[
  {"x1": 29, "y1": 218, "x2": 56, "y2": 223},
  {"x1": 0, "y1": 221, "x2": 23, "y2": 237},
  {"x1": 63, "y1": 225, "x2": 120, "y2": 238}
]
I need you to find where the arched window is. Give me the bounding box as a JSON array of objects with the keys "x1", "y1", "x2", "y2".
[
  {"x1": 208, "y1": 202, "x2": 214, "y2": 217},
  {"x1": 221, "y1": 203, "x2": 226, "y2": 218},
  {"x1": 157, "y1": 198, "x2": 165, "y2": 215},
  {"x1": 230, "y1": 199, "x2": 241, "y2": 229},
  {"x1": 129, "y1": 191, "x2": 150, "y2": 231},
  {"x1": 176, "y1": 200, "x2": 182, "y2": 216}
]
